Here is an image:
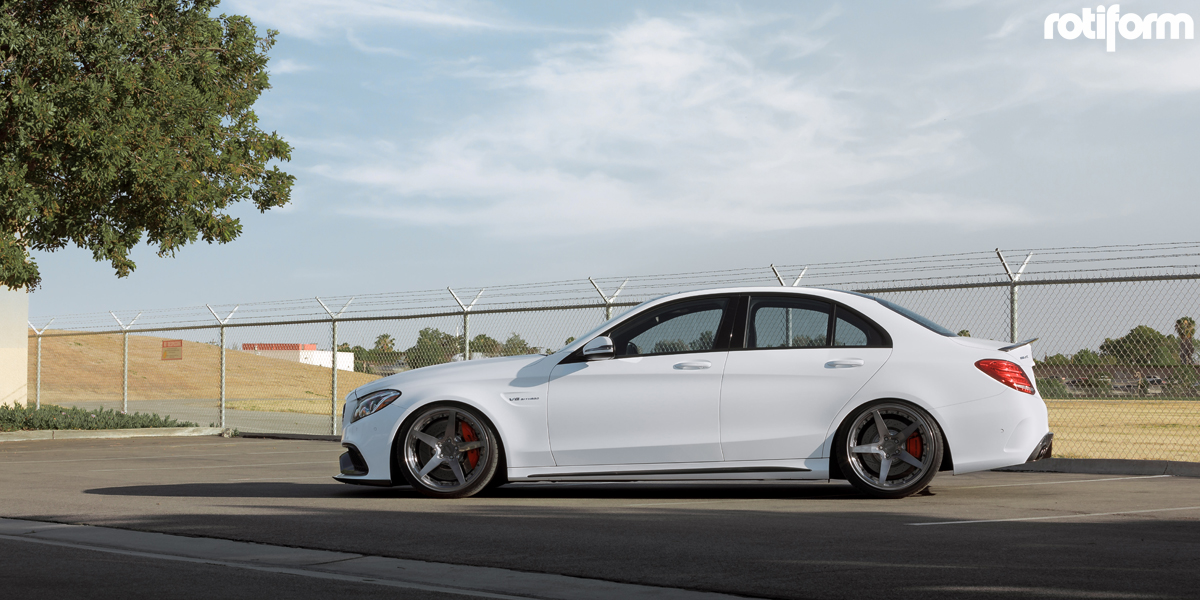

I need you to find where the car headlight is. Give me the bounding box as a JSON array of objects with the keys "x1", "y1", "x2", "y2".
[{"x1": 352, "y1": 389, "x2": 402, "y2": 423}]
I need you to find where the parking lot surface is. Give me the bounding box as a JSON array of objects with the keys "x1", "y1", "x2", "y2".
[{"x1": 1, "y1": 436, "x2": 1198, "y2": 599}]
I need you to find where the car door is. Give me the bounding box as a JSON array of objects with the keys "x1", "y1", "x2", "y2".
[
  {"x1": 547, "y1": 297, "x2": 734, "y2": 466},
  {"x1": 720, "y1": 295, "x2": 892, "y2": 461}
]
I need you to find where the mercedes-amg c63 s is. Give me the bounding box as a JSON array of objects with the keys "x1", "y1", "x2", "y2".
[{"x1": 335, "y1": 287, "x2": 1053, "y2": 499}]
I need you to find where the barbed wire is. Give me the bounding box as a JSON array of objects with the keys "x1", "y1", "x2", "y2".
[{"x1": 30, "y1": 242, "x2": 1200, "y2": 332}]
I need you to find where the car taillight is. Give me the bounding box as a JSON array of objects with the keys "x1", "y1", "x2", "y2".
[{"x1": 976, "y1": 359, "x2": 1035, "y2": 394}]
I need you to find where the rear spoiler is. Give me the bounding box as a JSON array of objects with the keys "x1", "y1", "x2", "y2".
[{"x1": 998, "y1": 338, "x2": 1038, "y2": 353}]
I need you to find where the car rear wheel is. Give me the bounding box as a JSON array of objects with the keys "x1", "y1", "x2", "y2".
[
  {"x1": 835, "y1": 401, "x2": 943, "y2": 499},
  {"x1": 397, "y1": 403, "x2": 499, "y2": 499}
]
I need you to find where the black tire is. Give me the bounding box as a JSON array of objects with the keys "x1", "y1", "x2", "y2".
[
  {"x1": 835, "y1": 401, "x2": 944, "y2": 499},
  {"x1": 396, "y1": 403, "x2": 500, "y2": 499}
]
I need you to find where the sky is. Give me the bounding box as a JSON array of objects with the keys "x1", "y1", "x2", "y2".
[{"x1": 27, "y1": 0, "x2": 1200, "y2": 319}]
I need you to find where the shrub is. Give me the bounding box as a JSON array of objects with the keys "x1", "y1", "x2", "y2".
[
  {"x1": 1036, "y1": 378, "x2": 1070, "y2": 399},
  {"x1": 0, "y1": 404, "x2": 197, "y2": 432}
]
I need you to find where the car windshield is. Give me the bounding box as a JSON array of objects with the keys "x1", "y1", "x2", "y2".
[{"x1": 843, "y1": 291, "x2": 957, "y2": 337}]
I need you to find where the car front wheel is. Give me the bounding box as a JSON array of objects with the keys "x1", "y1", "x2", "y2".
[
  {"x1": 397, "y1": 403, "x2": 499, "y2": 499},
  {"x1": 835, "y1": 401, "x2": 943, "y2": 499}
]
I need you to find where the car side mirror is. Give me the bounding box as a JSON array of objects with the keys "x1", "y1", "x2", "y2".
[{"x1": 581, "y1": 336, "x2": 615, "y2": 360}]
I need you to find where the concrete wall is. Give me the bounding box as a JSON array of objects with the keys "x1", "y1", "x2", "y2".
[{"x1": 0, "y1": 288, "x2": 29, "y2": 407}]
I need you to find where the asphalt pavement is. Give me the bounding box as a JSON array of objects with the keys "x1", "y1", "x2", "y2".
[{"x1": 1, "y1": 436, "x2": 1198, "y2": 599}]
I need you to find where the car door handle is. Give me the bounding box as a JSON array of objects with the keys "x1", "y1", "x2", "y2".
[
  {"x1": 673, "y1": 361, "x2": 712, "y2": 370},
  {"x1": 825, "y1": 359, "x2": 865, "y2": 369}
]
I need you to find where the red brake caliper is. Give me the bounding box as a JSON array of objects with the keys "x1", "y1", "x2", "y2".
[
  {"x1": 906, "y1": 433, "x2": 923, "y2": 460},
  {"x1": 460, "y1": 422, "x2": 480, "y2": 469}
]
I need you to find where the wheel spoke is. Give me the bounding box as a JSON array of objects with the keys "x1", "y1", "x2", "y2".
[
  {"x1": 448, "y1": 459, "x2": 467, "y2": 485},
  {"x1": 442, "y1": 410, "x2": 457, "y2": 441},
  {"x1": 899, "y1": 450, "x2": 924, "y2": 469},
  {"x1": 851, "y1": 444, "x2": 883, "y2": 455},
  {"x1": 458, "y1": 441, "x2": 483, "y2": 451},
  {"x1": 877, "y1": 457, "x2": 892, "y2": 484},
  {"x1": 414, "y1": 432, "x2": 440, "y2": 448},
  {"x1": 896, "y1": 421, "x2": 921, "y2": 440},
  {"x1": 418, "y1": 456, "x2": 444, "y2": 477},
  {"x1": 872, "y1": 410, "x2": 891, "y2": 441}
]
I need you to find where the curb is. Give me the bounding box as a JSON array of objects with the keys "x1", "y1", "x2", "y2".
[
  {"x1": 239, "y1": 432, "x2": 340, "y2": 442},
  {"x1": 995, "y1": 458, "x2": 1200, "y2": 478},
  {"x1": 0, "y1": 427, "x2": 224, "y2": 443}
]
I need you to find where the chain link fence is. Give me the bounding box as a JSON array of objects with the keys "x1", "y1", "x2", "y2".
[{"x1": 26, "y1": 243, "x2": 1200, "y2": 462}]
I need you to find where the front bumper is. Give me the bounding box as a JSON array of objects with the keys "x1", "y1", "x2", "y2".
[
  {"x1": 333, "y1": 443, "x2": 395, "y2": 487},
  {"x1": 1026, "y1": 432, "x2": 1054, "y2": 463}
]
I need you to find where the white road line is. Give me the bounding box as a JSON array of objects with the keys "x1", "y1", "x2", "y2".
[
  {"x1": 954, "y1": 475, "x2": 1172, "y2": 489},
  {"x1": 1, "y1": 449, "x2": 342, "y2": 466},
  {"x1": 909, "y1": 505, "x2": 1200, "y2": 526},
  {"x1": 90, "y1": 461, "x2": 333, "y2": 472},
  {"x1": 0, "y1": 533, "x2": 531, "y2": 600}
]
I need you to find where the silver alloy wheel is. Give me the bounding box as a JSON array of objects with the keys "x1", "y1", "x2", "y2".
[
  {"x1": 402, "y1": 406, "x2": 490, "y2": 493},
  {"x1": 844, "y1": 402, "x2": 936, "y2": 492}
]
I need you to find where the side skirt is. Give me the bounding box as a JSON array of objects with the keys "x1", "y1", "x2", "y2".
[{"x1": 509, "y1": 459, "x2": 828, "y2": 482}]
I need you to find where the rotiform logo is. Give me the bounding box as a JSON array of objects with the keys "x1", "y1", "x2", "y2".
[{"x1": 1045, "y1": 5, "x2": 1194, "y2": 52}]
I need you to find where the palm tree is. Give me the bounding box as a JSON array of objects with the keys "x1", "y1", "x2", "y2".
[
  {"x1": 374, "y1": 333, "x2": 395, "y2": 353},
  {"x1": 1176, "y1": 317, "x2": 1195, "y2": 366}
]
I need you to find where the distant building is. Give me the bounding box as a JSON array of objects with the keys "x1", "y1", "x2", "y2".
[{"x1": 242, "y1": 343, "x2": 354, "y2": 372}]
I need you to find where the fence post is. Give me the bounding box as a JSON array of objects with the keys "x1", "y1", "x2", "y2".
[
  {"x1": 36, "y1": 334, "x2": 42, "y2": 409},
  {"x1": 996, "y1": 250, "x2": 1032, "y2": 343},
  {"x1": 206, "y1": 305, "x2": 238, "y2": 430},
  {"x1": 110, "y1": 312, "x2": 141, "y2": 413},
  {"x1": 449, "y1": 288, "x2": 484, "y2": 360},
  {"x1": 317, "y1": 298, "x2": 353, "y2": 436},
  {"x1": 28, "y1": 319, "x2": 53, "y2": 409},
  {"x1": 589, "y1": 278, "x2": 628, "y2": 322},
  {"x1": 220, "y1": 326, "x2": 226, "y2": 428}
]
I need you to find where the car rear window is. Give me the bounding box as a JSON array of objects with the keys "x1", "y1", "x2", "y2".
[{"x1": 844, "y1": 291, "x2": 957, "y2": 337}]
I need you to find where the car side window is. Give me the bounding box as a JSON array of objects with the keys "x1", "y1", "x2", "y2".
[
  {"x1": 610, "y1": 298, "x2": 729, "y2": 357},
  {"x1": 834, "y1": 309, "x2": 888, "y2": 347},
  {"x1": 748, "y1": 298, "x2": 832, "y2": 349}
]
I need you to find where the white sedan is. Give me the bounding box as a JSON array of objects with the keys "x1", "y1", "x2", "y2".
[{"x1": 335, "y1": 287, "x2": 1053, "y2": 499}]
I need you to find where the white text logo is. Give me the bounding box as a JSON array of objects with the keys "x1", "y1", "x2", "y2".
[{"x1": 1045, "y1": 5, "x2": 1194, "y2": 52}]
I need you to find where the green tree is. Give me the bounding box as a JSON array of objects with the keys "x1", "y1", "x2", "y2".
[
  {"x1": 0, "y1": 0, "x2": 293, "y2": 290},
  {"x1": 374, "y1": 334, "x2": 395, "y2": 352},
  {"x1": 501, "y1": 333, "x2": 534, "y2": 356},
  {"x1": 1099, "y1": 326, "x2": 1178, "y2": 367},
  {"x1": 1072, "y1": 348, "x2": 1105, "y2": 365},
  {"x1": 957, "y1": 330, "x2": 971, "y2": 337},
  {"x1": 1176, "y1": 317, "x2": 1195, "y2": 366},
  {"x1": 1041, "y1": 353, "x2": 1072, "y2": 366},
  {"x1": 470, "y1": 334, "x2": 501, "y2": 357},
  {"x1": 405, "y1": 328, "x2": 458, "y2": 369}
]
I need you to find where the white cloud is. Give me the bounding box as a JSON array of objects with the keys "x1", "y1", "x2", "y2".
[
  {"x1": 310, "y1": 16, "x2": 985, "y2": 235},
  {"x1": 223, "y1": 0, "x2": 505, "y2": 40},
  {"x1": 270, "y1": 58, "x2": 313, "y2": 74}
]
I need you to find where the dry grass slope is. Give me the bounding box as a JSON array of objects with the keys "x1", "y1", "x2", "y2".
[
  {"x1": 25, "y1": 335, "x2": 1200, "y2": 461},
  {"x1": 27, "y1": 332, "x2": 381, "y2": 415}
]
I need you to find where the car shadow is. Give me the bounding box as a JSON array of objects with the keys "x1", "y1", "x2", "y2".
[{"x1": 84, "y1": 479, "x2": 869, "y2": 500}]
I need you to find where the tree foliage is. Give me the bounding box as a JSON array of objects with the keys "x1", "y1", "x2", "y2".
[
  {"x1": 470, "y1": 334, "x2": 500, "y2": 357},
  {"x1": 1099, "y1": 325, "x2": 1178, "y2": 367},
  {"x1": 0, "y1": 0, "x2": 292, "y2": 289},
  {"x1": 373, "y1": 334, "x2": 394, "y2": 352},
  {"x1": 501, "y1": 333, "x2": 535, "y2": 356},
  {"x1": 405, "y1": 327, "x2": 459, "y2": 370},
  {"x1": 1176, "y1": 317, "x2": 1195, "y2": 366}
]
